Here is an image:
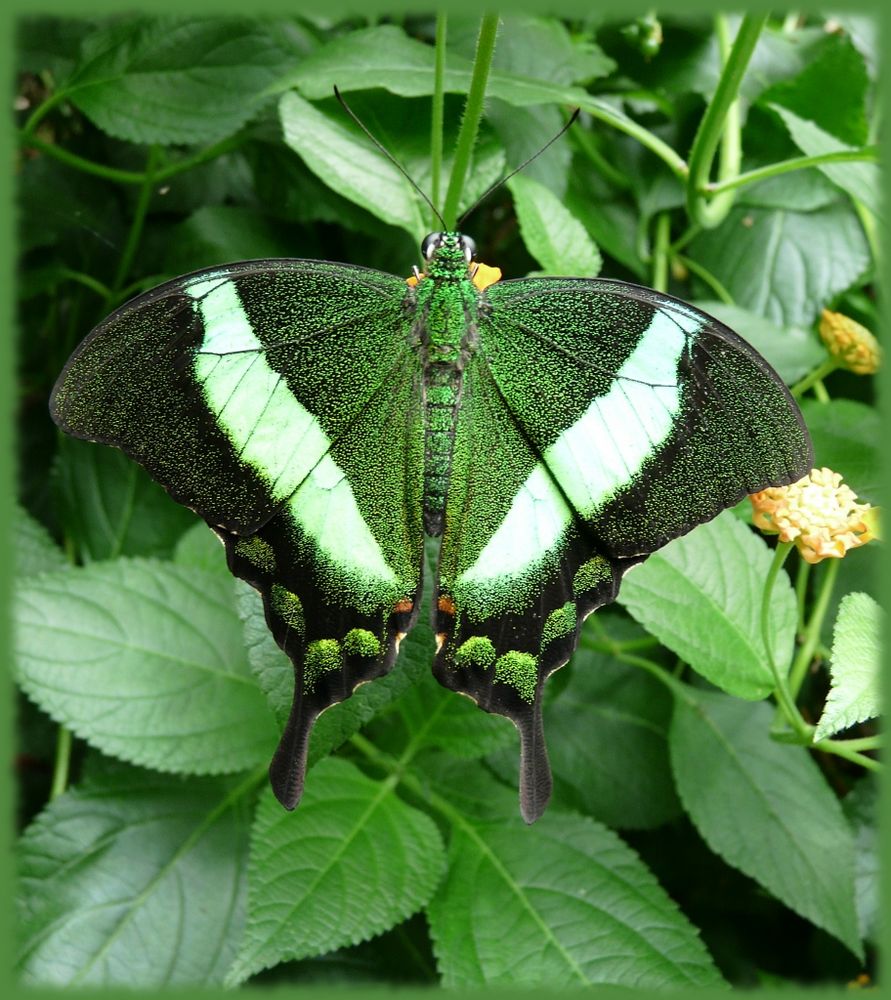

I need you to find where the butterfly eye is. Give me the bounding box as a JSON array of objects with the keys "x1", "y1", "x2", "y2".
[
  {"x1": 460, "y1": 236, "x2": 477, "y2": 262},
  {"x1": 421, "y1": 232, "x2": 443, "y2": 260}
]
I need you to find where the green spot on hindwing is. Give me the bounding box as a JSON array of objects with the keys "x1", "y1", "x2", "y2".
[
  {"x1": 270, "y1": 583, "x2": 305, "y2": 635},
  {"x1": 454, "y1": 635, "x2": 497, "y2": 671},
  {"x1": 573, "y1": 556, "x2": 613, "y2": 596},
  {"x1": 235, "y1": 536, "x2": 276, "y2": 573},
  {"x1": 494, "y1": 651, "x2": 538, "y2": 703},
  {"x1": 343, "y1": 628, "x2": 382, "y2": 659},
  {"x1": 304, "y1": 638, "x2": 342, "y2": 692},
  {"x1": 541, "y1": 602, "x2": 577, "y2": 651}
]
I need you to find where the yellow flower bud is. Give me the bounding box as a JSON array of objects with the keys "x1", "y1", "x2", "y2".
[
  {"x1": 750, "y1": 467, "x2": 876, "y2": 564},
  {"x1": 819, "y1": 309, "x2": 881, "y2": 375}
]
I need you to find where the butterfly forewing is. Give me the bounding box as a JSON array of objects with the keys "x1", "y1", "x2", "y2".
[{"x1": 51, "y1": 259, "x2": 425, "y2": 809}]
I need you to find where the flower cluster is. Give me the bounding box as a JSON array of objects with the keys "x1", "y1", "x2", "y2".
[
  {"x1": 819, "y1": 309, "x2": 881, "y2": 375},
  {"x1": 750, "y1": 467, "x2": 876, "y2": 564}
]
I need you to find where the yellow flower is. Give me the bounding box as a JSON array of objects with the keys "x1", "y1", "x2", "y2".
[
  {"x1": 750, "y1": 467, "x2": 876, "y2": 564},
  {"x1": 819, "y1": 309, "x2": 881, "y2": 375},
  {"x1": 406, "y1": 261, "x2": 502, "y2": 290}
]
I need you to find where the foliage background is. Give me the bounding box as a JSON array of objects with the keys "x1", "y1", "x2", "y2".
[{"x1": 12, "y1": 8, "x2": 882, "y2": 992}]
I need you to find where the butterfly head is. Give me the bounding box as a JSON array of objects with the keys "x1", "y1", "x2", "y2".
[{"x1": 421, "y1": 231, "x2": 477, "y2": 280}]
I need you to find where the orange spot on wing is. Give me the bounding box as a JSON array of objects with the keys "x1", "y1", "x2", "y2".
[
  {"x1": 393, "y1": 598, "x2": 414, "y2": 614},
  {"x1": 437, "y1": 595, "x2": 456, "y2": 616}
]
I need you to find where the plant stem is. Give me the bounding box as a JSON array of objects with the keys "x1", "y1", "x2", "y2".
[
  {"x1": 571, "y1": 121, "x2": 632, "y2": 190},
  {"x1": 706, "y1": 147, "x2": 879, "y2": 196},
  {"x1": 686, "y1": 13, "x2": 768, "y2": 228},
  {"x1": 788, "y1": 557, "x2": 840, "y2": 698},
  {"x1": 795, "y1": 558, "x2": 810, "y2": 633},
  {"x1": 760, "y1": 542, "x2": 810, "y2": 735},
  {"x1": 814, "y1": 738, "x2": 882, "y2": 772},
  {"x1": 109, "y1": 145, "x2": 161, "y2": 298},
  {"x1": 674, "y1": 253, "x2": 734, "y2": 303},
  {"x1": 442, "y1": 14, "x2": 499, "y2": 229},
  {"x1": 651, "y1": 212, "x2": 670, "y2": 291},
  {"x1": 790, "y1": 356, "x2": 840, "y2": 398},
  {"x1": 580, "y1": 97, "x2": 688, "y2": 179},
  {"x1": 50, "y1": 725, "x2": 73, "y2": 800},
  {"x1": 430, "y1": 12, "x2": 447, "y2": 222}
]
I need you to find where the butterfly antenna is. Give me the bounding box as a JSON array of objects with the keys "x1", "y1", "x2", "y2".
[
  {"x1": 457, "y1": 107, "x2": 581, "y2": 228},
  {"x1": 334, "y1": 86, "x2": 446, "y2": 231}
]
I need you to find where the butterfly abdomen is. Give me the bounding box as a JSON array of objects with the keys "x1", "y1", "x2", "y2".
[{"x1": 422, "y1": 364, "x2": 462, "y2": 534}]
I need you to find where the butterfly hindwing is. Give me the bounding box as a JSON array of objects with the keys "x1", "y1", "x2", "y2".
[
  {"x1": 434, "y1": 277, "x2": 813, "y2": 822},
  {"x1": 51, "y1": 259, "x2": 425, "y2": 808}
]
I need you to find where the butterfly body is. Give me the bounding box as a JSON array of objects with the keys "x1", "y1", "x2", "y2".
[{"x1": 51, "y1": 232, "x2": 812, "y2": 822}]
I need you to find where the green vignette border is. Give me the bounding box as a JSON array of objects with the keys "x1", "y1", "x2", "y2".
[{"x1": 3, "y1": 1, "x2": 889, "y2": 999}]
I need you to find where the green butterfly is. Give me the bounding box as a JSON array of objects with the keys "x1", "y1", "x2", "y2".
[{"x1": 51, "y1": 229, "x2": 812, "y2": 822}]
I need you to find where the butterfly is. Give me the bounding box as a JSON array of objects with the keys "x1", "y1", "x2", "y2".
[{"x1": 51, "y1": 228, "x2": 813, "y2": 822}]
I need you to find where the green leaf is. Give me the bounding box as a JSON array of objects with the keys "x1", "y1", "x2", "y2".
[
  {"x1": 691, "y1": 301, "x2": 826, "y2": 384},
  {"x1": 173, "y1": 521, "x2": 229, "y2": 575},
  {"x1": 814, "y1": 592, "x2": 881, "y2": 740},
  {"x1": 769, "y1": 104, "x2": 881, "y2": 220},
  {"x1": 543, "y1": 620, "x2": 680, "y2": 828},
  {"x1": 427, "y1": 810, "x2": 723, "y2": 988},
  {"x1": 278, "y1": 91, "x2": 426, "y2": 241},
  {"x1": 67, "y1": 17, "x2": 305, "y2": 144},
  {"x1": 689, "y1": 203, "x2": 870, "y2": 328},
  {"x1": 801, "y1": 399, "x2": 881, "y2": 503},
  {"x1": 226, "y1": 759, "x2": 446, "y2": 984},
  {"x1": 234, "y1": 580, "x2": 430, "y2": 766},
  {"x1": 16, "y1": 766, "x2": 253, "y2": 986},
  {"x1": 165, "y1": 205, "x2": 297, "y2": 274},
  {"x1": 366, "y1": 670, "x2": 515, "y2": 761},
  {"x1": 669, "y1": 689, "x2": 861, "y2": 957},
  {"x1": 414, "y1": 751, "x2": 520, "y2": 821},
  {"x1": 842, "y1": 777, "x2": 880, "y2": 944},
  {"x1": 617, "y1": 512, "x2": 796, "y2": 699},
  {"x1": 54, "y1": 438, "x2": 197, "y2": 562},
  {"x1": 507, "y1": 174, "x2": 602, "y2": 276},
  {"x1": 13, "y1": 504, "x2": 69, "y2": 577},
  {"x1": 759, "y1": 33, "x2": 870, "y2": 145},
  {"x1": 15, "y1": 559, "x2": 277, "y2": 774}
]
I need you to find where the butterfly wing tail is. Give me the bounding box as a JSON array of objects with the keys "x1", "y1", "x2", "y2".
[
  {"x1": 269, "y1": 695, "x2": 316, "y2": 810},
  {"x1": 517, "y1": 700, "x2": 552, "y2": 824}
]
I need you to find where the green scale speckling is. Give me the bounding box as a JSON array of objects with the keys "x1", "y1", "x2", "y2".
[{"x1": 412, "y1": 235, "x2": 480, "y2": 536}]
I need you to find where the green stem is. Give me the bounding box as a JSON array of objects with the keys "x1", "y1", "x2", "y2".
[
  {"x1": 57, "y1": 267, "x2": 113, "y2": 300},
  {"x1": 674, "y1": 253, "x2": 734, "y2": 303},
  {"x1": 814, "y1": 739, "x2": 881, "y2": 772},
  {"x1": 853, "y1": 197, "x2": 881, "y2": 270},
  {"x1": 579, "y1": 98, "x2": 688, "y2": 179},
  {"x1": 812, "y1": 380, "x2": 831, "y2": 403},
  {"x1": 109, "y1": 145, "x2": 161, "y2": 297},
  {"x1": 430, "y1": 12, "x2": 447, "y2": 222},
  {"x1": 827, "y1": 735, "x2": 882, "y2": 753},
  {"x1": 571, "y1": 123, "x2": 632, "y2": 190},
  {"x1": 790, "y1": 356, "x2": 840, "y2": 399},
  {"x1": 706, "y1": 147, "x2": 879, "y2": 196},
  {"x1": 788, "y1": 557, "x2": 840, "y2": 698},
  {"x1": 442, "y1": 14, "x2": 499, "y2": 230},
  {"x1": 50, "y1": 725, "x2": 73, "y2": 800},
  {"x1": 651, "y1": 212, "x2": 670, "y2": 292},
  {"x1": 21, "y1": 88, "x2": 68, "y2": 138},
  {"x1": 795, "y1": 558, "x2": 810, "y2": 633},
  {"x1": 669, "y1": 223, "x2": 702, "y2": 256},
  {"x1": 686, "y1": 13, "x2": 768, "y2": 228},
  {"x1": 760, "y1": 542, "x2": 810, "y2": 735}
]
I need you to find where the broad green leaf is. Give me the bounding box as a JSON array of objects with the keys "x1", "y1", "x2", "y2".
[
  {"x1": 54, "y1": 437, "x2": 197, "y2": 562},
  {"x1": 618, "y1": 512, "x2": 796, "y2": 699},
  {"x1": 173, "y1": 521, "x2": 229, "y2": 575},
  {"x1": 366, "y1": 670, "x2": 515, "y2": 761},
  {"x1": 508, "y1": 174, "x2": 602, "y2": 276},
  {"x1": 235, "y1": 580, "x2": 430, "y2": 765},
  {"x1": 814, "y1": 592, "x2": 881, "y2": 740},
  {"x1": 15, "y1": 559, "x2": 277, "y2": 774},
  {"x1": 759, "y1": 33, "x2": 870, "y2": 146},
  {"x1": 415, "y1": 751, "x2": 520, "y2": 821},
  {"x1": 165, "y1": 205, "x2": 297, "y2": 274},
  {"x1": 565, "y1": 166, "x2": 646, "y2": 279},
  {"x1": 278, "y1": 91, "x2": 425, "y2": 241},
  {"x1": 226, "y1": 760, "x2": 446, "y2": 984},
  {"x1": 66, "y1": 17, "x2": 307, "y2": 144},
  {"x1": 692, "y1": 301, "x2": 826, "y2": 384},
  {"x1": 16, "y1": 767, "x2": 252, "y2": 987},
  {"x1": 770, "y1": 105, "x2": 881, "y2": 220},
  {"x1": 669, "y1": 689, "x2": 861, "y2": 957},
  {"x1": 486, "y1": 101, "x2": 570, "y2": 196},
  {"x1": 427, "y1": 810, "x2": 723, "y2": 988},
  {"x1": 842, "y1": 777, "x2": 880, "y2": 944},
  {"x1": 801, "y1": 399, "x2": 881, "y2": 503},
  {"x1": 13, "y1": 504, "x2": 68, "y2": 577},
  {"x1": 739, "y1": 167, "x2": 845, "y2": 213},
  {"x1": 689, "y1": 203, "x2": 870, "y2": 328},
  {"x1": 543, "y1": 625, "x2": 681, "y2": 829}
]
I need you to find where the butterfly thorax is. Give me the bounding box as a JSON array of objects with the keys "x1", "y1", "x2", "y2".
[{"x1": 413, "y1": 232, "x2": 480, "y2": 535}]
